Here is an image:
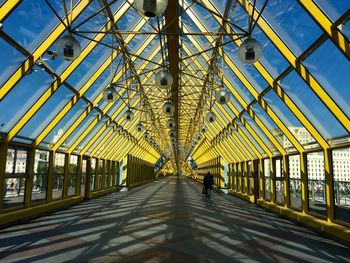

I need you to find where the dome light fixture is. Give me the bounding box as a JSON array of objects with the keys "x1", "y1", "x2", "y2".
[
  {"x1": 136, "y1": 122, "x2": 144, "y2": 132},
  {"x1": 134, "y1": 0, "x2": 168, "y2": 18},
  {"x1": 103, "y1": 86, "x2": 118, "y2": 102},
  {"x1": 162, "y1": 100, "x2": 175, "y2": 115},
  {"x1": 215, "y1": 88, "x2": 230, "y2": 104},
  {"x1": 168, "y1": 129, "x2": 176, "y2": 138},
  {"x1": 200, "y1": 123, "x2": 207, "y2": 133},
  {"x1": 143, "y1": 132, "x2": 149, "y2": 140},
  {"x1": 197, "y1": 133, "x2": 202, "y2": 141},
  {"x1": 56, "y1": 35, "x2": 81, "y2": 61},
  {"x1": 155, "y1": 69, "x2": 173, "y2": 89},
  {"x1": 206, "y1": 111, "x2": 216, "y2": 123},
  {"x1": 167, "y1": 118, "x2": 176, "y2": 129},
  {"x1": 238, "y1": 37, "x2": 263, "y2": 64},
  {"x1": 124, "y1": 109, "x2": 134, "y2": 121}
]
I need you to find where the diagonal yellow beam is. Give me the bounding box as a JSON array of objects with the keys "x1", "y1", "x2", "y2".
[
  {"x1": 0, "y1": 0, "x2": 91, "y2": 100},
  {"x1": 298, "y1": 0, "x2": 350, "y2": 60},
  {"x1": 237, "y1": 0, "x2": 350, "y2": 135},
  {"x1": 0, "y1": 0, "x2": 21, "y2": 21}
]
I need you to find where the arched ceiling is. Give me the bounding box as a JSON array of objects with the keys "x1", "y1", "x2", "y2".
[{"x1": 0, "y1": 0, "x2": 349, "y2": 170}]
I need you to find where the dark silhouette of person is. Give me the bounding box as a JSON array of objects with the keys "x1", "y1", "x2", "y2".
[{"x1": 203, "y1": 172, "x2": 214, "y2": 200}]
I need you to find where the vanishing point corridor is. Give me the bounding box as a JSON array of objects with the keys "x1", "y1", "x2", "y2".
[{"x1": 0, "y1": 177, "x2": 349, "y2": 263}]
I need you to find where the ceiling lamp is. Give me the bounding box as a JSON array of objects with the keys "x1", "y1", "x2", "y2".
[
  {"x1": 169, "y1": 129, "x2": 176, "y2": 138},
  {"x1": 206, "y1": 111, "x2": 216, "y2": 123},
  {"x1": 134, "y1": 0, "x2": 168, "y2": 18},
  {"x1": 215, "y1": 88, "x2": 230, "y2": 104},
  {"x1": 238, "y1": 37, "x2": 262, "y2": 64},
  {"x1": 143, "y1": 132, "x2": 149, "y2": 140},
  {"x1": 155, "y1": 69, "x2": 173, "y2": 89},
  {"x1": 103, "y1": 86, "x2": 118, "y2": 102},
  {"x1": 200, "y1": 123, "x2": 207, "y2": 133},
  {"x1": 124, "y1": 109, "x2": 134, "y2": 121},
  {"x1": 136, "y1": 122, "x2": 144, "y2": 132},
  {"x1": 56, "y1": 35, "x2": 81, "y2": 61},
  {"x1": 171, "y1": 137, "x2": 176, "y2": 143},
  {"x1": 197, "y1": 133, "x2": 202, "y2": 141},
  {"x1": 162, "y1": 100, "x2": 175, "y2": 115},
  {"x1": 167, "y1": 119, "x2": 176, "y2": 129}
]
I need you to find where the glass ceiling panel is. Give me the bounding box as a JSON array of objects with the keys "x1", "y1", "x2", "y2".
[
  {"x1": 75, "y1": 115, "x2": 109, "y2": 153},
  {"x1": 303, "y1": 39, "x2": 350, "y2": 119},
  {"x1": 344, "y1": 22, "x2": 350, "y2": 40},
  {"x1": 86, "y1": 124, "x2": 114, "y2": 155},
  {"x1": 280, "y1": 70, "x2": 348, "y2": 141},
  {"x1": 116, "y1": 4, "x2": 142, "y2": 32},
  {"x1": 251, "y1": 102, "x2": 292, "y2": 149},
  {"x1": 64, "y1": 109, "x2": 100, "y2": 149},
  {"x1": 208, "y1": 0, "x2": 230, "y2": 15},
  {"x1": 2, "y1": 0, "x2": 78, "y2": 52},
  {"x1": 66, "y1": 35, "x2": 113, "y2": 90},
  {"x1": 255, "y1": 0, "x2": 323, "y2": 57},
  {"x1": 95, "y1": 129, "x2": 120, "y2": 157},
  {"x1": 314, "y1": 0, "x2": 350, "y2": 22},
  {"x1": 16, "y1": 84, "x2": 77, "y2": 141},
  {"x1": 263, "y1": 89, "x2": 319, "y2": 148},
  {"x1": 0, "y1": 71, "x2": 53, "y2": 134},
  {"x1": 230, "y1": 129, "x2": 257, "y2": 158},
  {"x1": 241, "y1": 111, "x2": 279, "y2": 154},
  {"x1": 0, "y1": 37, "x2": 27, "y2": 87},
  {"x1": 39, "y1": 98, "x2": 90, "y2": 149},
  {"x1": 235, "y1": 119, "x2": 265, "y2": 154}
]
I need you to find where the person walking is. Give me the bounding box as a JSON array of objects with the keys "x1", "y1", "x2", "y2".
[{"x1": 203, "y1": 172, "x2": 214, "y2": 200}]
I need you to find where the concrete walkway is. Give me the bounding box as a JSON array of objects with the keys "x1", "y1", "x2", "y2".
[{"x1": 0, "y1": 176, "x2": 349, "y2": 263}]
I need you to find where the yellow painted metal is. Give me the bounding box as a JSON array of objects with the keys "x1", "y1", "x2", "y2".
[
  {"x1": 0, "y1": 143, "x2": 8, "y2": 212},
  {"x1": 7, "y1": 2, "x2": 136, "y2": 144},
  {"x1": 108, "y1": 137, "x2": 128, "y2": 160},
  {"x1": 80, "y1": 120, "x2": 112, "y2": 155},
  {"x1": 226, "y1": 130, "x2": 251, "y2": 161},
  {"x1": 300, "y1": 152, "x2": 308, "y2": 213},
  {"x1": 35, "y1": 24, "x2": 157, "y2": 148},
  {"x1": 24, "y1": 148, "x2": 35, "y2": 207},
  {"x1": 298, "y1": 0, "x2": 350, "y2": 60},
  {"x1": 0, "y1": 0, "x2": 21, "y2": 21},
  {"x1": 283, "y1": 155, "x2": 289, "y2": 208},
  {"x1": 89, "y1": 125, "x2": 118, "y2": 157},
  {"x1": 75, "y1": 155, "x2": 83, "y2": 196},
  {"x1": 324, "y1": 148, "x2": 335, "y2": 222},
  {"x1": 97, "y1": 130, "x2": 122, "y2": 159},
  {"x1": 237, "y1": 0, "x2": 350, "y2": 135},
  {"x1": 0, "y1": 0, "x2": 91, "y2": 101},
  {"x1": 63, "y1": 153, "x2": 70, "y2": 198}
]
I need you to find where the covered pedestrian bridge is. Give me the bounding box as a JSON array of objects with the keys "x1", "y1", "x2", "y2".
[{"x1": 0, "y1": 0, "x2": 350, "y2": 261}]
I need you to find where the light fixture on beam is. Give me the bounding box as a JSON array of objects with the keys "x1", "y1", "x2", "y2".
[
  {"x1": 56, "y1": 35, "x2": 81, "y2": 61},
  {"x1": 134, "y1": 0, "x2": 168, "y2": 18},
  {"x1": 238, "y1": 37, "x2": 262, "y2": 64}
]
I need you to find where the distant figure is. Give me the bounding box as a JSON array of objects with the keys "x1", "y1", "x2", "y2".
[{"x1": 203, "y1": 172, "x2": 214, "y2": 200}]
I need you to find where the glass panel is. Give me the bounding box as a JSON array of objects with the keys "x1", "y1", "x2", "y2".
[
  {"x1": 3, "y1": 0, "x2": 68, "y2": 52},
  {"x1": 264, "y1": 158, "x2": 271, "y2": 200},
  {"x1": 343, "y1": 22, "x2": 350, "y2": 41},
  {"x1": 98, "y1": 159, "x2": 103, "y2": 190},
  {"x1": 256, "y1": 0, "x2": 322, "y2": 56},
  {"x1": 242, "y1": 112, "x2": 279, "y2": 155},
  {"x1": 333, "y1": 147, "x2": 350, "y2": 224},
  {"x1": 307, "y1": 151, "x2": 326, "y2": 216},
  {"x1": 303, "y1": 39, "x2": 350, "y2": 119},
  {"x1": 81, "y1": 159, "x2": 87, "y2": 197},
  {"x1": 68, "y1": 155, "x2": 78, "y2": 196},
  {"x1": 17, "y1": 85, "x2": 75, "y2": 141},
  {"x1": 314, "y1": 0, "x2": 350, "y2": 22},
  {"x1": 0, "y1": 37, "x2": 27, "y2": 87},
  {"x1": 263, "y1": 89, "x2": 318, "y2": 149},
  {"x1": 53, "y1": 152, "x2": 65, "y2": 200},
  {"x1": 281, "y1": 70, "x2": 348, "y2": 142},
  {"x1": 0, "y1": 71, "x2": 53, "y2": 135},
  {"x1": 3, "y1": 148, "x2": 27, "y2": 210},
  {"x1": 32, "y1": 150, "x2": 49, "y2": 204},
  {"x1": 235, "y1": 119, "x2": 265, "y2": 154},
  {"x1": 289, "y1": 155, "x2": 302, "y2": 210},
  {"x1": 275, "y1": 158, "x2": 284, "y2": 204},
  {"x1": 251, "y1": 102, "x2": 292, "y2": 148},
  {"x1": 90, "y1": 158, "x2": 96, "y2": 191}
]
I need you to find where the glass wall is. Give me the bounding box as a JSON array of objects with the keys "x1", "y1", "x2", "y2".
[
  {"x1": 32, "y1": 150, "x2": 49, "y2": 204},
  {"x1": 68, "y1": 155, "x2": 78, "y2": 196},
  {"x1": 264, "y1": 159, "x2": 271, "y2": 200},
  {"x1": 53, "y1": 153, "x2": 65, "y2": 200},
  {"x1": 333, "y1": 147, "x2": 350, "y2": 224},
  {"x1": 81, "y1": 159, "x2": 87, "y2": 196},
  {"x1": 307, "y1": 151, "x2": 326, "y2": 216},
  {"x1": 98, "y1": 159, "x2": 103, "y2": 190},
  {"x1": 90, "y1": 158, "x2": 96, "y2": 191},
  {"x1": 275, "y1": 158, "x2": 284, "y2": 204},
  {"x1": 3, "y1": 148, "x2": 27, "y2": 209},
  {"x1": 104, "y1": 160, "x2": 109, "y2": 188},
  {"x1": 289, "y1": 155, "x2": 302, "y2": 210},
  {"x1": 247, "y1": 161, "x2": 253, "y2": 195}
]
